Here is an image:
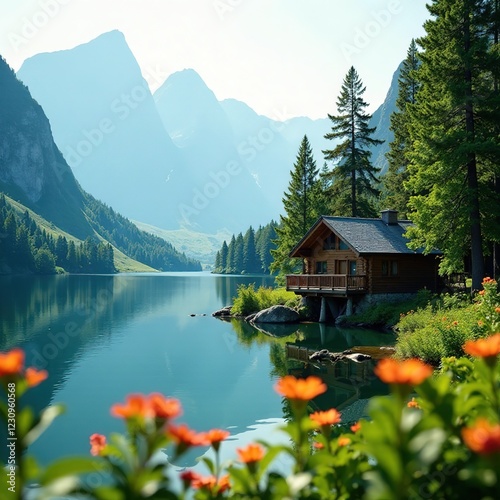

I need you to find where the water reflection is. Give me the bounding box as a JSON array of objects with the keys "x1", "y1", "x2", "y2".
[
  {"x1": 225, "y1": 318, "x2": 395, "y2": 421},
  {"x1": 0, "y1": 273, "x2": 394, "y2": 468}
]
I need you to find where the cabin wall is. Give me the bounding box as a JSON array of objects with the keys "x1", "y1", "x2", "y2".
[
  {"x1": 368, "y1": 254, "x2": 441, "y2": 293},
  {"x1": 305, "y1": 247, "x2": 367, "y2": 276}
]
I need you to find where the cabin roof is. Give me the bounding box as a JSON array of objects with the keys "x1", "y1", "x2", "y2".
[{"x1": 289, "y1": 215, "x2": 442, "y2": 257}]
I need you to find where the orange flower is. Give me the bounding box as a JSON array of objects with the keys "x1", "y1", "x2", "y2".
[
  {"x1": 0, "y1": 348, "x2": 25, "y2": 377},
  {"x1": 236, "y1": 443, "x2": 265, "y2": 464},
  {"x1": 313, "y1": 441, "x2": 324, "y2": 450},
  {"x1": 168, "y1": 424, "x2": 208, "y2": 446},
  {"x1": 495, "y1": 307, "x2": 500, "y2": 314},
  {"x1": 275, "y1": 375, "x2": 327, "y2": 401},
  {"x1": 25, "y1": 367, "x2": 48, "y2": 387},
  {"x1": 338, "y1": 437, "x2": 351, "y2": 447},
  {"x1": 482, "y1": 277, "x2": 496, "y2": 285},
  {"x1": 310, "y1": 409, "x2": 341, "y2": 427},
  {"x1": 111, "y1": 394, "x2": 154, "y2": 419},
  {"x1": 350, "y1": 421, "x2": 361, "y2": 433},
  {"x1": 149, "y1": 393, "x2": 182, "y2": 420},
  {"x1": 462, "y1": 419, "x2": 500, "y2": 455},
  {"x1": 191, "y1": 474, "x2": 230, "y2": 493},
  {"x1": 478, "y1": 290, "x2": 485, "y2": 296},
  {"x1": 203, "y1": 428, "x2": 230, "y2": 448},
  {"x1": 463, "y1": 334, "x2": 500, "y2": 358},
  {"x1": 407, "y1": 397, "x2": 420, "y2": 409},
  {"x1": 374, "y1": 358, "x2": 433, "y2": 385},
  {"x1": 89, "y1": 433, "x2": 107, "y2": 456}
]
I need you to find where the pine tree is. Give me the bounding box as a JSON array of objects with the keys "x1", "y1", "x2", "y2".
[
  {"x1": 382, "y1": 39, "x2": 420, "y2": 217},
  {"x1": 271, "y1": 136, "x2": 320, "y2": 279},
  {"x1": 225, "y1": 235, "x2": 236, "y2": 273},
  {"x1": 405, "y1": 0, "x2": 500, "y2": 290},
  {"x1": 234, "y1": 233, "x2": 244, "y2": 273},
  {"x1": 243, "y1": 227, "x2": 261, "y2": 273},
  {"x1": 219, "y1": 241, "x2": 228, "y2": 273},
  {"x1": 322, "y1": 66, "x2": 383, "y2": 217}
]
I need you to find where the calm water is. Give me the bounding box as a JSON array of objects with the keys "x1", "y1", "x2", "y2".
[{"x1": 0, "y1": 272, "x2": 394, "y2": 468}]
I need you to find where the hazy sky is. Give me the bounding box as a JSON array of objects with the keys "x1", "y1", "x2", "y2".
[{"x1": 1, "y1": 0, "x2": 430, "y2": 119}]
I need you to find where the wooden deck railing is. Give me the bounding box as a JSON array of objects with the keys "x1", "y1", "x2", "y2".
[{"x1": 286, "y1": 274, "x2": 367, "y2": 293}]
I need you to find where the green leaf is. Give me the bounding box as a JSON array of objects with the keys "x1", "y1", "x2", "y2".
[
  {"x1": 40, "y1": 456, "x2": 105, "y2": 486},
  {"x1": 200, "y1": 456, "x2": 215, "y2": 475},
  {"x1": 24, "y1": 404, "x2": 65, "y2": 446}
]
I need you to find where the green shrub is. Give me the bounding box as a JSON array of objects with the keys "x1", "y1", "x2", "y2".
[{"x1": 231, "y1": 284, "x2": 299, "y2": 316}]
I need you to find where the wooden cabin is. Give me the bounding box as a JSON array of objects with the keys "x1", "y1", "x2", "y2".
[{"x1": 286, "y1": 210, "x2": 442, "y2": 318}]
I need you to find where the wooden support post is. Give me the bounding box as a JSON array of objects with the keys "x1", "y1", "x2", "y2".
[{"x1": 319, "y1": 297, "x2": 327, "y2": 323}]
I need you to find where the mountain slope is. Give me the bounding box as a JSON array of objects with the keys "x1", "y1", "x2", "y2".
[
  {"x1": 0, "y1": 55, "x2": 201, "y2": 272},
  {"x1": 154, "y1": 69, "x2": 275, "y2": 232},
  {"x1": 367, "y1": 62, "x2": 401, "y2": 177},
  {"x1": 17, "y1": 30, "x2": 184, "y2": 229}
]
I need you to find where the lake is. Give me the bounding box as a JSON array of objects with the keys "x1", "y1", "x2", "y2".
[{"x1": 0, "y1": 272, "x2": 394, "y2": 471}]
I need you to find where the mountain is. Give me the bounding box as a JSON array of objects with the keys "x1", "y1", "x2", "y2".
[
  {"x1": 17, "y1": 30, "x2": 183, "y2": 229},
  {"x1": 153, "y1": 69, "x2": 275, "y2": 231},
  {"x1": 0, "y1": 55, "x2": 201, "y2": 273},
  {"x1": 367, "y1": 62, "x2": 401, "y2": 177}
]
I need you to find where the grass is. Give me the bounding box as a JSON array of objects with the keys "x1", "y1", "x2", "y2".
[{"x1": 231, "y1": 283, "x2": 300, "y2": 316}]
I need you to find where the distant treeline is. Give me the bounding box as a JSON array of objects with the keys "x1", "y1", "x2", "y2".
[
  {"x1": 83, "y1": 194, "x2": 202, "y2": 272},
  {"x1": 213, "y1": 222, "x2": 277, "y2": 274},
  {"x1": 0, "y1": 194, "x2": 115, "y2": 274}
]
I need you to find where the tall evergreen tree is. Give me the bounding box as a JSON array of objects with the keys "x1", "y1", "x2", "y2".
[
  {"x1": 323, "y1": 66, "x2": 383, "y2": 217},
  {"x1": 226, "y1": 235, "x2": 236, "y2": 273},
  {"x1": 234, "y1": 233, "x2": 245, "y2": 273},
  {"x1": 271, "y1": 136, "x2": 320, "y2": 279},
  {"x1": 382, "y1": 39, "x2": 420, "y2": 217},
  {"x1": 405, "y1": 0, "x2": 500, "y2": 290},
  {"x1": 243, "y1": 227, "x2": 261, "y2": 273}
]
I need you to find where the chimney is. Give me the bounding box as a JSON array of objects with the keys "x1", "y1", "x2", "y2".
[{"x1": 381, "y1": 209, "x2": 398, "y2": 225}]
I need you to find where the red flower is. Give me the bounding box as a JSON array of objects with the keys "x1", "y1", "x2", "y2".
[
  {"x1": 191, "y1": 474, "x2": 230, "y2": 493},
  {"x1": 462, "y1": 419, "x2": 500, "y2": 455},
  {"x1": 180, "y1": 470, "x2": 201, "y2": 487},
  {"x1": 149, "y1": 393, "x2": 182, "y2": 420},
  {"x1": 25, "y1": 367, "x2": 48, "y2": 387},
  {"x1": 236, "y1": 443, "x2": 265, "y2": 464},
  {"x1": 89, "y1": 433, "x2": 107, "y2": 456},
  {"x1": 168, "y1": 424, "x2": 208, "y2": 447},
  {"x1": 275, "y1": 375, "x2": 327, "y2": 401},
  {"x1": 111, "y1": 394, "x2": 154, "y2": 419},
  {"x1": 374, "y1": 358, "x2": 433, "y2": 385},
  {"x1": 310, "y1": 409, "x2": 341, "y2": 427},
  {"x1": 0, "y1": 348, "x2": 24, "y2": 377},
  {"x1": 463, "y1": 334, "x2": 500, "y2": 358}
]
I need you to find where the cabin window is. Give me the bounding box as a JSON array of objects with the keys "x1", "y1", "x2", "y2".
[
  {"x1": 323, "y1": 235, "x2": 336, "y2": 250},
  {"x1": 316, "y1": 261, "x2": 327, "y2": 274},
  {"x1": 382, "y1": 260, "x2": 398, "y2": 276},
  {"x1": 349, "y1": 261, "x2": 357, "y2": 275},
  {"x1": 339, "y1": 239, "x2": 349, "y2": 250},
  {"x1": 391, "y1": 260, "x2": 399, "y2": 276}
]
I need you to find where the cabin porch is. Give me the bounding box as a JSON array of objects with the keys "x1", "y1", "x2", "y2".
[{"x1": 286, "y1": 274, "x2": 368, "y2": 295}]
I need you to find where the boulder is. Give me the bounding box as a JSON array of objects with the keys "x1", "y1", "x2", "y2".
[
  {"x1": 212, "y1": 306, "x2": 232, "y2": 317},
  {"x1": 252, "y1": 305, "x2": 300, "y2": 324}
]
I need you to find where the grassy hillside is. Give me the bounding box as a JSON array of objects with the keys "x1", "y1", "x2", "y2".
[{"x1": 2, "y1": 194, "x2": 156, "y2": 273}]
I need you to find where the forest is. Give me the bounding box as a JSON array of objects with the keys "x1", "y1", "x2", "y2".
[{"x1": 218, "y1": 1, "x2": 500, "y2": 291}]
